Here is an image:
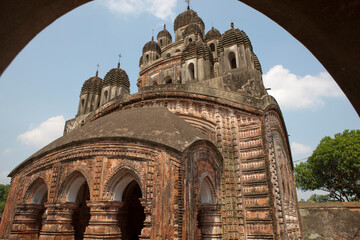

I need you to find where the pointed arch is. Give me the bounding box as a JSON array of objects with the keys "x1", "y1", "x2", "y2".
[
  {"x1": 188, "y1": 62, "x2": 195, "y2": 80},
  {"x1": 228, "y1": 51, "x2": 237, "y2": 69},
  {"x1": 24, "y1": 177, "x2": 48, "y2": 204},
  {"x1": 199, "y1": 173, "x2": 216, "y2": 204},
  {"x1": 58, "y1": 170, "x2": 90, "y2": 202},
  {"x1": 103, "y1": 166, "x2": 143, "y2": 202}
]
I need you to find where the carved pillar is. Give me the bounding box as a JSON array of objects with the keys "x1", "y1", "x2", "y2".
[
  {"x1": 10, "y1": 203, "x2": 44, "y2": 240},
  {"x1": 139, "y1": 198, "x2": 152, "y2": 240},
  {"x1": 83, "y1": 201, "x2": 122, "y2": 239},
  {"x1": 198, "y1": 204, "x2": 222, "y2": 240},
  {"x1": 39, "y1": 202, "x2": 78, "y2": 240}
]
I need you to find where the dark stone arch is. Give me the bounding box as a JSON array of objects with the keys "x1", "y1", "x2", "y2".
[{"x1": 1, "y1": 0, "x2": 359, "y2": 114}]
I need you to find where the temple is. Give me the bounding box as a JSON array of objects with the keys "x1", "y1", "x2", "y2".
[{"x1": 0, "y1": 8, "x2": 302, "y2": 240}]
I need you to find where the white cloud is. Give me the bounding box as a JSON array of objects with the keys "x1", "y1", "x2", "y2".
[
  {"x1": 17, "y1": 116, "x2": 65, "y2": 148},
  {"x1": 0, "y1": 170, "x2": 10, "y2": 184},
  {"x1": 101, "y1": 0, "x2": 177, "y2": 20},
  {"x1": 2, "y1": 148, "x2": 14, "y2": 154},
  {"x1": 263, "y1": 65, "x2": 344, "y2": 110},
  {"x1": 291, "y1": 142, "x2": 312, "y2": 156}
]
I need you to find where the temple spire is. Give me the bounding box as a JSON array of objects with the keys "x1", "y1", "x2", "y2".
[
  {"x1": 185, "y1": 0, "x2": 190, "y2": 10},
  {"x1": 96, "y1": 64, "x2": 99, "y2": 76},
  {"x1": 118, "y1": 54, "x2": 121, "y2": 68}
]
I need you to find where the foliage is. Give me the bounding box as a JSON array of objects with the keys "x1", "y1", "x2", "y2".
[
  {"x1": 295, "y1": 129, "x2": 360, "y2": 202},
  {"x1": 306, "y1": 194, "x2": 333, "y2": 202},
  {"x1": 0, "y1": 184, "x2": 10, "y2": 212}
]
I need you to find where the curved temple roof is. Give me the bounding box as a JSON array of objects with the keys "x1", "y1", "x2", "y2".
[{"x1": 10, "y1": 108, "x2": 211, "y2": 176}]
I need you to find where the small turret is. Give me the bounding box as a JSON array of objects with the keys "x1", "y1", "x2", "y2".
[
  {"x1": 141, "y1": 37, "x2": 162, "y2": 67},
  {"x1": 100, "y1": 57, "x2": 130, "y2": 106},
  {"x1": 181, "y1": 42, "x2": 214, "y2": 83},
  {"x1": 157, "y1": 24, "x2": 172, "y2": 48},
  {"x1": 77, "y1": 68, "x2": 103, "y2": 116}
]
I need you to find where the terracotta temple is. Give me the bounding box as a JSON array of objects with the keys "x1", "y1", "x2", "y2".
[{"x1": 0, "y1": 7, "x2": 302, "y2": 240}]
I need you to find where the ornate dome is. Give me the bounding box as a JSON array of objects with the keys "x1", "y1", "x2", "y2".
[
  {"x1": 182, "y1": 23, "x2": 203, "y2": 39},
  {"x1": 80, "y1": 73, "x2": 102, "y2": 96},
  {"x1": 181, "y1": 41, "x2": 213, "y2": 64},
  {"x1": 174, "y1": 9, "x2": 204, "y2": 31},
  {"x1": 205, "y1": 27, "x2": 221, "y2": 41},
  {"x1": 218, "y1": 24, "x2": 253, "y2": 51},
  {"x1": 142, "y1": 38, "x2": 162, "y2": 55},
  {"x1": 157, "y1": 25, "x2": 172, "y2": 41},
  {"x1": 103, "y1": 64, "x2": 130, "y2": 91}
]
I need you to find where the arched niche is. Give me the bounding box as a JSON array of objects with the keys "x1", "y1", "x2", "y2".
[
  {"x1": 163, "y1": 76, "x2": 172, "y2": 84},
  {"x1": 59, "y1": 171, "x2": 89, "y2": 203},
  {"x1": 104, "y1": 168, "x2": 143, "y2": 202},
  {"x1": 199, "y1": 174, "x2": 215, "y2": 204},
  {"x1": 113, "y1": 175, "x2": 137, "y2": 202},
  {"x1": 32, "y1": 184, "x2": 48, "y2": 204},
  {"x1": 228, "y1": 51, "x2": 237, "y2": 69},
  {"x1": 209, "y1": 43, "x2": 215, "y2": 52},
  {"x1": 188, "y1": 62, "x2": 195, "y2": 80},
  {"x1": 67, "y1": 175, "x2": 86, "y2": 202},
  {"x1": 24, "y1": 178, "x2": 48, "y2": 204}
]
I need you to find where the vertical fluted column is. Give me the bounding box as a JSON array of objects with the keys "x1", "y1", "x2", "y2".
[
  {"x1": 139, "y1": 198, "x2": 151, "y2": 240},
  {"x1": 83, "y1": 201, "x2": 122, "y2": 240},
  {"x1": 39, "y1": 202, "x2": 77, "y2": 240},
  {"x1": 10, "y1": 203, "x2": 44, "y2": 240},
  {"x1": 198, "y1": 204, "x2": 222, "y2": 240}
]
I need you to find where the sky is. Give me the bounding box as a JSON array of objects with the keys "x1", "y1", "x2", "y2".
[{"x1": 0, "y1": 0, "x2": 358, "y2": 200}]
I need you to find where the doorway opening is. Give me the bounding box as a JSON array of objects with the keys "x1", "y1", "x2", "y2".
[
  {"x1": 119, "y1": 180, "x2": 145, "y2": 240},
  {"x1": 72, "y1": 182, "x2": 90, "y2": 240}
]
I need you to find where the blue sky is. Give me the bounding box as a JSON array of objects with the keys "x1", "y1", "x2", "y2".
[{"x1": 0, "y1": 0, "x2": 358, "y2": 200}]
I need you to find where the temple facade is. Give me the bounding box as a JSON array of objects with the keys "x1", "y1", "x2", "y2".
[{"x1": 0, "y1": 8, "x2": 302, "y2": 240}]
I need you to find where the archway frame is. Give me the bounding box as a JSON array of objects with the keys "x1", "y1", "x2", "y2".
[
  {"x1": 23, "y1": 177, "x2": 48, "y2": 204},
  {"x1": 103, "y1": 166, "x2": 143, "y2": 202},
  {"x1": 57, "y1": 170, "x2": 91, "y2": 203},
  {"x1": 1, "y1": 0, "x2": 359, "y2": 114}
]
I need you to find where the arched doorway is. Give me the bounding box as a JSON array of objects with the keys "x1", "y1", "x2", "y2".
[
  {"x1": 228, "y1": 52, "x2": 237, "y2": 69},
  {"x1": 27, "y1": 179, "x2": 48, "y2": 237},
  {"x1": 72, "y1": 182, "x2": 90, "y2": 240},
  {"x1": 188, "y1": 63, "x2": 195, "y2": 80},
  {"x1": 64, "y1": 173, "x2": 91, "y2": 240},
  {"x1": 118, "y1": 180, "x2": 145, "y2": 240},
  {"x1": 31, "y1": 183, "x2": 48, "y2": 236}
]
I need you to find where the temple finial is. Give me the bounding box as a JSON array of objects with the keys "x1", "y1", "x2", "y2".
[
  {"x1": 118, "y1": 54, "x2": 121, "y2": 68},
  {"x1": 96, "y1": 64, "x2": 100, "y2": 76},
  {"x1": 164, "y1": 24, "x2": 166, "y2": 29},
  {"x1": 231, "y1": 21, "x2": 234, "y2": 29},
  {"x1": 152, "y1": 28, "x2": 154, "y2": 41},
  {"x1": 185, "y1": 0, "x2": 190, "y2": 10}
]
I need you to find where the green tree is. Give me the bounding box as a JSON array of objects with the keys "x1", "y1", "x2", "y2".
[
  {"x1": 295, "y1": 129, "x2": 360, "y2": 201},
  {"x1": 306, "y1": 194, "x2": 332, "y2": 202},
  {"x1": 0, "y1": 184, "x2": 10, "y2": 212}
]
